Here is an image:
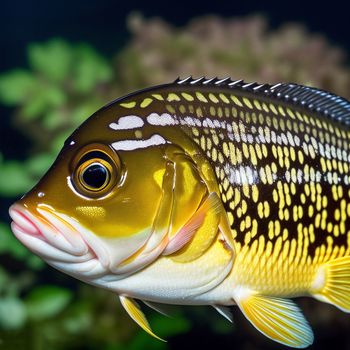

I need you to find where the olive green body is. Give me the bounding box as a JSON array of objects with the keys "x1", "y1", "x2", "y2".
[
  {"x1": 10, "y1": 78, "x2": 350, "y2": 348},
  {"x1": 89, "y1": 81, "x2": 350, "y2": 296}
]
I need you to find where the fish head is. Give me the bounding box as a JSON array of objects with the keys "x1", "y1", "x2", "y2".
[{"x1": 8, "y1": 101, "x2": 215, "y2": 284}]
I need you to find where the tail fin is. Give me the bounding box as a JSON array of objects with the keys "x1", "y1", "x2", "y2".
[{"x1": 311, "y1": 256, "x2": 350, "y2": 312}]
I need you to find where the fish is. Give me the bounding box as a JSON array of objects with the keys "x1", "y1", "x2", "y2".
[{"x1": 8, "y1": 76, "x2": 350, "y2": 348}]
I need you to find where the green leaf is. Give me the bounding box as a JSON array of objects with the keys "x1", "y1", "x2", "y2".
[
  {"x1": 21, "y1": 85, "x2": 66, "y2": 120},
  {"x1": 62, "y1": 301, "x2": 93, "y2": 334},
  {"x1": 151, "y1": 312, "x2": 191, "y2": 337},
  {"x1": 0, "y1": 153, "x2": 54, "y2": 198},
  {"x1": 26, "y1": 153, "x2": 54, "y2": 177},
  {"x1": 70, "y1": 100, "x2": 103, "y2": 125},
  {"x1": 50, "y1": 131, "x2": 71, "y2": 153},
  {"x1": 0, "y1": 159, "x2": 34, "y2": 196},
  {"x1": 28, "y1": 39, "x2": 72, "y2": 82},
  {"x1": 0, "y1": 222, "x2": 43, "y2": 270},
  {"x1": 21, "y1": 92, "x2": 48, "y2": 120},
  {"x1": 0, "y1": 69, "x2": 36, "y2": 105},
  {"x1": 26, "y1": 255, "x2": 45, "y2": 270},
  {"x1": 42, "y1": 109, "x2": 66, "y2": 130},
  {"x1": 0, "y1": 296, "x2": 27, "y2": 330},
  {"x1": 0, "y1": 266, "x2": 9, "y2": 289},
  {"x1": 25, "y1": 286, "x2": 73, "y2": 321},
  {"x1": 0, "y1": 222, "x2": 16, "y2": 254},
  {"x1": 128, "y1": 332, "x2": 168, "y2": 350},
  {"x1": 0, "y1": 222, "x2": 28, "y2": 257},
  {"x1": 73, "y1": 44, "x2": 112, "y2": 93}
]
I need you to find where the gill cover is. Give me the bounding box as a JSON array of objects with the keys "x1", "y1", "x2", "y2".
[{"x1": 117, "y1": 143, "x2": 234, "y2": 274}]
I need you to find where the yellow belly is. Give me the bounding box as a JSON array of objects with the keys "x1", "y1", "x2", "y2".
[{"x1": 231, "y1": 238, "x2": 350, "y2": 296}]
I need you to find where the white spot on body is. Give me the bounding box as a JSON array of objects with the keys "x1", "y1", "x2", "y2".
[
  {"x1": 327, "y1": 172, "x2": 333, "y2": 184},
  {"x1": 112, "y1": 134, "x2": 168, "y2": 151},
  {"x1": 225, "y1": 165, "x2": 258, "y2": 185},
  {"x1": 297, "y1": 169, "x2": 303, "y2": 183},
  {"x1": 287, "y1": 132, "x2": 295, "y2": 146},
  {"x1": 331, "y1": 145, "x2": 336, "y2": 158},
  {"x1": 285, "y1": 170, "x2": 291, "y2": 183},
  {"x1": 316, "y1": 171, "x2": 322, "y2": 182},
  {"x1": 271, "y1": 131, "x2": 277, "y2": 144},
  {"x1": 247, "y1": 133, "x2": 254, "y2": 144},
  {"x1": 319, "y1": 143, "x2": 325, "y2": 157},
  {"x1": 205, "y1": 118, "x2": 215, "y2": 128},
  {"x1": 109, "y1": 116, "x2": 144, "y2": 130},
  {"x1": 281, "y1": 133, "x2": 288, "y2": 145},
  {"x1": 310, "y1": 137, "x2": 318, "y2": 150},
  {"x1": 227, "y1": 133, "x2": 235, "y2": 141},
  {"x1": 213, "y1": 119, "x2": 221, "y2": 128},
  {"x1": 184, "y1": 116, "x2": 197, "y2": 127},
  {"x1": 147, "y1": 113, "x2": 178, "y2": 126},
  {"x1": 337, "y1": 148, "x2": 342, "y2": 160},
  {"x1": 234, "y1": 133, "x2": 241, "y2": 143},
  {"x1": 194, "y1": 118, "x2": 202, "y2": 127}
]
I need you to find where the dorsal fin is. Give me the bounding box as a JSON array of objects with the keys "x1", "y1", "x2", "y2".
[{"x1": 174, "y1": 77, "x2": 350, "y2": 127}]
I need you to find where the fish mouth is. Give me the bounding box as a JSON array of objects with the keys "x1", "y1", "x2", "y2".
[{"x1": 9, "y1": 204, "x2": 106, "y2": 279}]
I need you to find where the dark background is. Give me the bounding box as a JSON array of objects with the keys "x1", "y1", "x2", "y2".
[
  {"x1": 0, "y1": 1, "x2": 349, "y2": 349},
  {"x1": 1, "y1": 0, "x2": 349, "y2": 158},
  {"x1": 1, "y1": 0, "x2": 349, "y2": 71}
]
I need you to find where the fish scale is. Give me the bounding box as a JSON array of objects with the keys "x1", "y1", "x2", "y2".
[
  {"x1": 133, "y1": 82, "x2": 348, "y2": 279},
  {"x1": 109, "y1": 78, "x2": 350, "y2": 296},
  {"x1": 179, "y1": 83, "x2": 350, "y2": 294},
  {"x1": 9, "y1": 77, "x2": 350, "y2": 348}
]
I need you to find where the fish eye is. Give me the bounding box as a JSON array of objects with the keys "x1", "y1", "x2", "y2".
[
  {"x1": 71, "y1": 145, "x2": 120, "y2": 198},
  {"x1": 79, "y1": 161, "x2": 111, "y2": 192}
]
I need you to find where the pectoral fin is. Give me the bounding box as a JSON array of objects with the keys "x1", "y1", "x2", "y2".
[
  {"x1": 235, "y1": 291, "x2": 313, "y2": 348},
  {"x1": 143, "y1": 300, "x2": 172, "y2": 317},
  {"x1": 212, "y1": 305, "x2": 233, "y2": 323},
  {"x1": 119, "y1": 296, "x2": 165, "y2": 341},
  {"x1": 163, "y1": 192, "x2": 222, "y2": 260}
]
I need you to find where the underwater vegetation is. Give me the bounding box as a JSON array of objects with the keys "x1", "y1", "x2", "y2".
[{"x1": 1, "y1": 14, "x2": 350, "y2": 349}]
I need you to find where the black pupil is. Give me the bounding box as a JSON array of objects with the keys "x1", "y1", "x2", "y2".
[{"x1": 82, "y1": 163, "x2": 108, "y2": 189}]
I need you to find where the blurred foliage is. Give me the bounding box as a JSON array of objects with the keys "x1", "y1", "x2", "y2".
[
  {"x1": 120, "y1": 14, "x2": 350, "y2": 96},
  {"x1": 0, "y1": 13, "x2": 350, "y2": 349}
]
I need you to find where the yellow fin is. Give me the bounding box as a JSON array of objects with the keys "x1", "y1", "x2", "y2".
[
  {"x1": 235, "y1": 291, "x2": 313, "y2": 348},
  {"x1": 311, "y1": 255, "x2": 350, "y2": 312},
  {"x1": 165, "y1": 192, "x2": 222, "y2": 262},
  {"x1": 119, "y1": 296, "x2": 165, "y2": 341}
]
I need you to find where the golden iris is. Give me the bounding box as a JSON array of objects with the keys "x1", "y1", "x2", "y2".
[
  {"x1": 78, "y1": 159, "x2": 111, "y2": 192},
  {"x1": 71, "y1": 145, "x2": 121, "y2": 198}
]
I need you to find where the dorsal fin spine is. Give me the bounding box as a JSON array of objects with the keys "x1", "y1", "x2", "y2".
[{"x1": 172, "y1": 76, "x2": 350, "y2": 127}]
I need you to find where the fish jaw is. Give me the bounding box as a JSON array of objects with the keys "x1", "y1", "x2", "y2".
[
  {"x1": 9, "y1": 203, "x2": 106, "y2": 280},
  {"x1": 8, "y1": 203, "x2": 163, "y2": 284}
]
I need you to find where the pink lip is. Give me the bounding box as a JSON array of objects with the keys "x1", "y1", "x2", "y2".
[{"x1": 9, "y1": 205, "x2": 46, "y2": 240}]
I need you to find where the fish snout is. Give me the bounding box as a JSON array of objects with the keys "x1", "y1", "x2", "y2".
[
  {"x1": 9, "y1": 203, "x2": 107, "y2": 280},
  {"x1": 9, "y1": 203, "x2": 90, "y2": 259},
  {"x1": 9, "y1": 203, "x2": 46, "y2": 240}
]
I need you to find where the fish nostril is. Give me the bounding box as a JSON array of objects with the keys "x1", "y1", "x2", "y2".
[{"x1": 9, "y1": 205, "x2": 40, "y2": 236}]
